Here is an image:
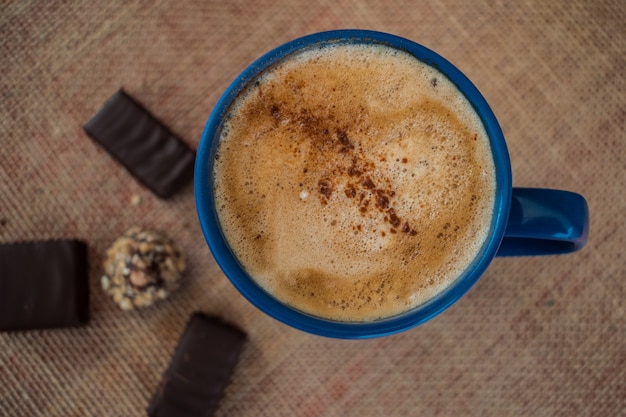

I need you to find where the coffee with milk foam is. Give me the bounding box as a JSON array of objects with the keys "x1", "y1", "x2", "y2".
[{"x1": 213, "y1": 43, "x2": 496, "y2": 322}]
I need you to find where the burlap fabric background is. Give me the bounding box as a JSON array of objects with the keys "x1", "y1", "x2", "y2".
[{"x1": 1, "y1": 1, "x2": 624, "y2": 416}]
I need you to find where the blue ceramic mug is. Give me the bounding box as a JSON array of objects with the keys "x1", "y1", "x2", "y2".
[{"x1": 195, "y1": 30, "x2": 589, "y2": 338}]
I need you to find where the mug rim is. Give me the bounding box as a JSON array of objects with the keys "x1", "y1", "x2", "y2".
[{"x1": 195, "y1": 29, "x2": 512, "y2": 338}]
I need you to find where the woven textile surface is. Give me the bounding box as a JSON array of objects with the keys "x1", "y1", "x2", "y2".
[{"x1": 1, "y1": 0, "x2": 624, "y2": 416}]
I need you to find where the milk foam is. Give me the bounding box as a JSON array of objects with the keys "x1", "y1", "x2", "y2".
[{"x1": 213, "y1": 43, "x2": 496, "y2": 321}]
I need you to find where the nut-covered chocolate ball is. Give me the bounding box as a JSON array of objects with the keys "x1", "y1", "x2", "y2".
[{"x1": 101, "y1": 227, "x2": 185, "y2": 310}]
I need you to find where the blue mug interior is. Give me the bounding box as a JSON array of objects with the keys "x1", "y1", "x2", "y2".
[{"x1": 195, "y1": 30, "x2": 512, "y2": 338}]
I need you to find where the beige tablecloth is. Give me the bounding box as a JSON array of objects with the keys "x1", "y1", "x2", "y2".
[{"x1": 1, "y1": 1, "x2": 624, "y2": 416}]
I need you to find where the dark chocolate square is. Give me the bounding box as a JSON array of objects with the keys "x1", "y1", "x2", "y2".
[
  {"x1": 83, "y1": 90, "x2": 195, "y2": 199},
  {"x1": 148, "y1": 313, "x2": 246, "y2": 417},
  {"x1": 0, "y1": 240, "x2": 89, "y2": 331}
]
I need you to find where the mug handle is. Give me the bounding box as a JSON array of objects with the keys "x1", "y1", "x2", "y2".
[{"x1": 496, "y1": 188, "x2": 589, "y2": 256}]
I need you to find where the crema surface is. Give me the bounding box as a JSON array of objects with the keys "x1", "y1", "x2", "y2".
[{"x1": 213, "y1": 43, "x2": 496, "y2": 321}]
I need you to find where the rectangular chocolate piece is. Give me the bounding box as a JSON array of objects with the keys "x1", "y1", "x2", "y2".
[
  {"x1": 0, "y1": 240, "x2": 89, "y2": 331},
  {"x1": 148, "y1": 313, "x2": 246, "y2": 417},
  {"x1": 84, "y1": 90, "x2": 195, "y2": 199}
]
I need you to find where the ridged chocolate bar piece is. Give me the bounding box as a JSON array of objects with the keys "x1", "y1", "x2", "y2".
[
  {"x1": 0, "y1": 240, "x2": 89, "y2": 331},
  {"x1": 84, "y1": 90, "x2": 195, "y2": 199},
  {"x1": 148, "y1": 313, "x2": 246, "y2": 417}
]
